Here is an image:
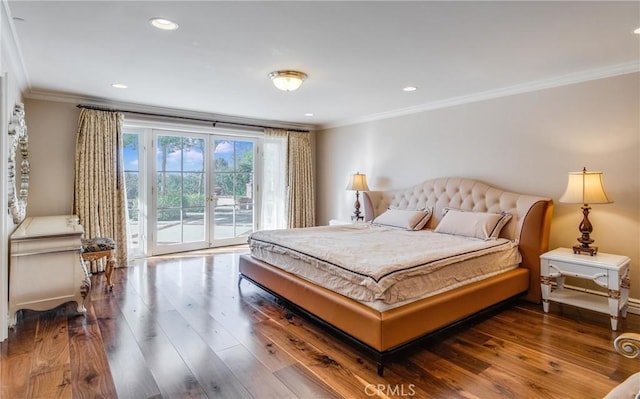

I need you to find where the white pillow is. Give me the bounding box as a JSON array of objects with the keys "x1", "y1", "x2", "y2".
[
  {"x1": 434, "y1": 208, "x2": 512, "y2": 240},
  {"x1": 372, "y1": 208, "x2": 432, "y2": 230}
]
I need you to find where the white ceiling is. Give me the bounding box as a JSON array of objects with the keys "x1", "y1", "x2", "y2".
[{"x1": 6, "y1": 1, "x2": 640, "y2": 129}]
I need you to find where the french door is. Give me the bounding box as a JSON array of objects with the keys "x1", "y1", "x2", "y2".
[
  {"x1": 210, "y1": 137, "x2": 256, "y2": 246},
  {"x1": 149, "y1": 131, "x2": 257, "y2": 255}
]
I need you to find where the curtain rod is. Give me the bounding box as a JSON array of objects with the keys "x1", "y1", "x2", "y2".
[{"x1": 76, "y1": 104, "x2": 310, "y2": 133}]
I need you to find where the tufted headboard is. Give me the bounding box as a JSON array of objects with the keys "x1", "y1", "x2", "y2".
[{"x1": 362, "y1": 177, "x2": 553, "y2": 302}]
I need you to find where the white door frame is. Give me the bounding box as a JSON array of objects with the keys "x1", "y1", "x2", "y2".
[{"x1": 149, "y1": 129, "x2": 211, "y2": 255}]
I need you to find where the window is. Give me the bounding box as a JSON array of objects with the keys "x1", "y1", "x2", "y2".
[
  {"x1": 213, "y1": 139, "x2": 255, "y2": 240},
  {"x1": 123, "y1": 130, "x2": 144, "y2": 256},
  {"x1": 261, "y1": 134, "x2": 287, "y2": 230}
]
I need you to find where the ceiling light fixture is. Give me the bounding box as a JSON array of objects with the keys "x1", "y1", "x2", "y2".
[
  {"x1": 304, "y1": 113, "x2": 314, "y2": 117},
  {"x1": 269, "y1": 70, "x2": 307, "y2": 92},
  {"x1": 150, "y1": 17, "x2": 179, "y2": 31},
  {"x1": 635, "y1": 27, "x2": 640, "y2": 34},
  {"x1": 403, "y1": 86, "x2": 417, "y2": 92},
  {"x1": 111, "y1": 83, "x2": 128, "y2": 89}
]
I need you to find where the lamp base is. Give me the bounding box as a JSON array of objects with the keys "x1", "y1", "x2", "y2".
[
  {"x1": 352, "y1": 190, "x2": 363, "y2": 222},
  {"x1": 571, "y1": 204, "x2": 598, "y2": 256},
  {"x1": 572, "y1": 245, "x2": 598, "y2": 256}
]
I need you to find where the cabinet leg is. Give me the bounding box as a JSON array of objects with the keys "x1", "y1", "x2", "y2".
[
  {"x1": 77, "y1": 275, "x2": 91, "y2": 314},
  {"x1": 540, "y1": 276, "x2": 551, "y2": 313},
  {"x1": 608, "y1": 289, "x2": 620, "y2": 331},
  {"x1": 621, "y1": 276, "x2": 630, "y2": 319},
  {"x1": 610, "y1": 315, "x2": 619, "y2": 331}
]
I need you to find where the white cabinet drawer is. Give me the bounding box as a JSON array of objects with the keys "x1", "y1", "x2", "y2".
[{"x1": 544, "y1": 259, "x2": 608, "y2": 282}]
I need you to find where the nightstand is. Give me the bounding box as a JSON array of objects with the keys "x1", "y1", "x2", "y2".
[
  {"x1": 540, "y1": 248, "x2": 630, "y2": 331},
  {"x1": 329, "y1": 219, "x2": 368, "y2": 226},
  {"x1": 329, "y1": 219, "x2": 353, "y2": 226}
]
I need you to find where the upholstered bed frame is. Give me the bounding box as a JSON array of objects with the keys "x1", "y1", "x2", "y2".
[{"x1": 239, "y1": 178, "x2": 553, "y2": 375}]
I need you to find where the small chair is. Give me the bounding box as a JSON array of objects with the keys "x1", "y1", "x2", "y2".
[{"x1": 81, "y1": 237, "x2": 116, "y2": 290}]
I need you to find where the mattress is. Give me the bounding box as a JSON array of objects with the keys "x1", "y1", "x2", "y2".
[{"x1": 248, "y1": 224, "x2": 521, "y2": 310}]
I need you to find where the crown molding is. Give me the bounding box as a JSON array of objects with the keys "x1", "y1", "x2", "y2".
[
  {"x1": 1, "y1": 0, "x2": 30, "y2": 93},
  {"x1": 25, "y1": 89, "x2": 316, "y2": 132},
  {"x1": 320, "y1": 61, "x2": 640, "y2": 130}
]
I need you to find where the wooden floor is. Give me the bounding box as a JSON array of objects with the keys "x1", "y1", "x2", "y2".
[{"x1": 2, "y1": 247, "x2": 639, "y2": 398}]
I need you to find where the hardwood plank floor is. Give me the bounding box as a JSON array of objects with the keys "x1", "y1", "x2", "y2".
[{"x1": 1, "y1": 246, "x2": 638, "y2": 398}]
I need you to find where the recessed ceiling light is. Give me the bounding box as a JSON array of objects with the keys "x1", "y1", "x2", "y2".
[
  {"x1": 111, "y1": 83, "x2": 128, "y2": 89},
  {"x1": 403, "y1": 86, "x2": 417, "y2": 92},
  {"x1": 150, "y1": 17, "x2": 179, "y2": 31},
  {"x1": 635, "y1": 27, "x2": 640, "y2": 34},
  {"x1": 304, "y1": 113, "x2": 314, "y2": 117}
]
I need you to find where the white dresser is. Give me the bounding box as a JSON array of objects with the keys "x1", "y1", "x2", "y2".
[{"x1": 9, "y1": 215, "x2": 90, "y2": 327}]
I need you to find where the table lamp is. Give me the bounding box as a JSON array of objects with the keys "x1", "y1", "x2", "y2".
[
  {"x1": 559, "y1": 167, "x2": 613, "y2": 255},
  {"x1": 346, "y1": 172, "x2": 369, "y2": 221}
]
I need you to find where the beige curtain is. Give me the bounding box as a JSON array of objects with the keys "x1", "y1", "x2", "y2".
[
  {"x1": 286, "y1": 131, "x2": 315, "y2": 228},
  {"x1": 73, "y1": 108, "x2": 128, "y2": 272}
]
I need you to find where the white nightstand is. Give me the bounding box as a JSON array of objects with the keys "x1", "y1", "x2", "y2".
[
  {"x1": 540, "y1": 248, "x2": 630, "y2": 331},
  {"x1": 329, "y1": 219, "x2": 352, "y2": 226}
]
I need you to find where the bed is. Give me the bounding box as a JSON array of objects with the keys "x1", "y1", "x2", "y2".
[{"x1": 239, "y1": 177, "x2": 553, "y2": 375}]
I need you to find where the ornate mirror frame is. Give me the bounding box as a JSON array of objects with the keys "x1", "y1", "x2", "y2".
[{"x1": 8, "y1": 102, "x2": 29, "y2": 224}]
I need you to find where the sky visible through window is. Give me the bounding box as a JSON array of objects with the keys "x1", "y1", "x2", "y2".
[{"x1": 123, "y1": 140, "x2": 138, "y2": 171}]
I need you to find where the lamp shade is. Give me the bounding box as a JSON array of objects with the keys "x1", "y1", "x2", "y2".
[
  {"x1": 559, "y1": 168, "x2": 613, "y2": 205},
  {"x1": 269, "y1": 70, "x2": 307, "y2": 92},
  {"x1": 346, "y1": 173, "x2": 369, "y2": 192}
]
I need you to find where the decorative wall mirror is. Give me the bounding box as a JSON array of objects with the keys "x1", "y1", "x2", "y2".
[{"x1": 8, "y1": 102, "x2": 29, "y2": 224}]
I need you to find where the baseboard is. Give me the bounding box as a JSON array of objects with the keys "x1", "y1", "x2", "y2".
[{"x1": 627, "y1": 298, "x2": 640, "y2": 315}]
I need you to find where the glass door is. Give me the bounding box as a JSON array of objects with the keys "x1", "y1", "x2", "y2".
[
  {"x1": 210, "y1": 138, "x2": 256, "y2": 246},
  {"x1": 151, "y1": 131, "x2": 209, "y2": 254},
  {"x1": 123, "y1": 130, "x2": 145, "y2": 257}
]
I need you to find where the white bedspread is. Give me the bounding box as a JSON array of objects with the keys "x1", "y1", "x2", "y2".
[{"x1": 248, "y1": 224, "x2": 521, "y2": 305}]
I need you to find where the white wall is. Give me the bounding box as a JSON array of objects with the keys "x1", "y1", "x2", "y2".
[
  {"x1": 24, "y1": 100, "x2": 79, "y2": 216},
  {"x1": 316, "y1": 73, "x2": 640, "y2": 300}
]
